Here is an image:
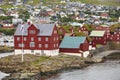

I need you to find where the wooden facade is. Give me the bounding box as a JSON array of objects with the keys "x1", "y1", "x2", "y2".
[{"x1": 14, "y1": 23, "x2": 60, "y2": 56}]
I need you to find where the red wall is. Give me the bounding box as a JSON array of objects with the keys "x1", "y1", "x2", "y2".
[
  {"x1": 80, "y1": 43, "x2": 89, "y2": 51},
  {"x1": 14, "y1": 24, "x2": 60, "y2": 50},
  {"x1": 91, "y1": 36, "x2": 107, "y2": 47},
  {"x1": 59, "y1": 48, "x2": 80, "y2": 53}
]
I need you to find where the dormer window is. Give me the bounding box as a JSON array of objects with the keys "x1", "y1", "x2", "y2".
[{"x1": 30, "y1": 30, "x2": 35, "y2": 34}]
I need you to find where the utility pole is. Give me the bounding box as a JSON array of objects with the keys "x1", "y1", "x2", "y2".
[{"x1": 21, "y1": 24, "x2": 24, "y2": 62}]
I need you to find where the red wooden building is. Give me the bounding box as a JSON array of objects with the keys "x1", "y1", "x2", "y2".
[
  {"x1": 95, "y1": 25, "x2": 110, "y2": 40},
  {"x1": 109, "y1": 31, "x2": 120, "y2": 43},
  {"x1": 14, "y1": 23, "x2": 60, "y2": 56},
  {"x1": 2, "y1": 24, "x2": 14, "y2": 29},
  {"x1": 59, "y1": 36, "x2": 89, "y2": 57},
  {"x1": 90, "y1": 30, "x2": 106, "y2": 47},
  {"x1": 100, "y1": 13, "x2": 109, "y2": 18},
  {"x1": 58, "y1": 27, "x2": 66, "y2": 39},
  {"x1": 79, "y1": 26, "x2": 89, "y2": 35}
]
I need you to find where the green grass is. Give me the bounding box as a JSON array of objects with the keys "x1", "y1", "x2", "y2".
[
  {"x1": 72, "y1": 0, "x2": 120, "y2": 6},
  {"x1": 0, "y1": 4, "x2": 13, "y2": 9},
  {"x1": 40, "y1": 0, "x2": 120, "y2": 6},
  {"x1": 31, "y1": 56, "x2": 50, "y2": 67}
]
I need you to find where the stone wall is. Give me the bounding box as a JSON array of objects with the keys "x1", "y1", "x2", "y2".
[{"x1": 90, "y1": 45, "x2": 109, "y2": 55}]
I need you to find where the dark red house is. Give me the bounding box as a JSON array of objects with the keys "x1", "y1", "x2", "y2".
[
  {"x1": 100, "y1": 13, "x2": 109, "y2": 18},
  {"x1": 79, "y1": 26, "x2": 89, "y2": 35},
  {"x1": 59, "y1": 36, "x2": 89, "y2": 57},
  {"x1": 2, "y1": 24, "x2": 14, "y2": 29},
  {"x1": 14, "y1": 23, "x2": 60, "y2": 56},
  {"x1": 90, "y1": 30, "x2": 106, "y2": 47},
  {"x1": 95, "y1": 25, "x2": 110, "y2": 40},
  {"x1": 109, "y1": 31, "x2": 120, "y2": 43}
]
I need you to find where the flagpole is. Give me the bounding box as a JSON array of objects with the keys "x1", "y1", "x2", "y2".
[{"x1": 21, "y1": 25, "x2": 24, "y2": 62}]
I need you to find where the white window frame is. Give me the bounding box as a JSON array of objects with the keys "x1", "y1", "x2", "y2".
[
  {"x1": 45, "y1": 44, "x2": 48, "y2": 48},
  {"x1": 39, "y1": 44, "x2": 42, "y2": 48},
  {"x1": 31, "y1": 37, "x2": 34, "y2": 41},
  {"x1": 45, "y1": 37, "x2": 48, "y2": 41},
  {"x1": 17, "y1": 37, "x2": 20, "y2": 41},
  {"x1": 30, "y1": 42, "x2": 35, "y2": 47},
  {"x1": 24, "y1": 37, "x2": 27, "y2": 41},
  {"x1": 54, "y1": 30, "x2": 57, "y2": 34},
  {"x1": 38, "y1": 37, "x2": 41, "y2": 41},
  {"x1": 30, "y1": 30, "x2": 35, "y2": 34},
  {"x1": 18, "y1": 43, "x2": 24, "y2": 47}
]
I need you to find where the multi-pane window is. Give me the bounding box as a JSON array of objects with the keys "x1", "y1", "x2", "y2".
[
  {"x1": 17, "y1": 37, "x2": 20, "y2": 41},
  {"x1": 56, "y1": 43, "x2": 58, "y2": 47},
  {"x1": 45, "y1": 44, "x2": 48, "y2": 48},
  {"x1": 54, "y1": 30, "x2": 57, "y2": 34},
  {"x1": 18, "y1": 43, "x2": 24, "y2": 47},
  {"x1": 30, "y1": 42, "x2": 35, "y2": 47},
  {"x1": 38, "y1": 37, "x2": 41, "y2": 41},
  {"x1": 54, "y1": 44, "x2": 56, "y2": 48},
  {"x1": 24, "y1": 37, "x2": 27, "y2": 41},
  {"x1": 45, "y1": 37, "x2": 48, "y2": 41},
  {"x1": 31, "y1": 37, "x2": 34, "y2": 41},
  {"x1": 39, "y1": 44, "x2": 42, "y2": 48},
  {"x1": 30, "y1": 30, "x2": 35, "y2": 34},
  {"x1": 54, "y1": 37, "x2": 55, "y2": 41},
  {"x1": 57, "y1": 37, "x2": 58, "y2": 41}
]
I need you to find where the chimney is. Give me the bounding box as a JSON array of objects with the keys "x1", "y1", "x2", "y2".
[{"x1": 28, "y1": 22, "x2": 31, "y2": 25}]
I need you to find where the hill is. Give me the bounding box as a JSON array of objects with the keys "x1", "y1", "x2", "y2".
[{"x1": 38, "y1": 0, "x2": 120, "y2": 6}]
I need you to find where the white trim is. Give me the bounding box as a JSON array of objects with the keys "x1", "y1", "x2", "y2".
[
  {"x1": 61, "y1": 53, "x2": 82, "y2": 57},
  {"x1": 61, "y1": 51, "x2": 90, "y2": 57},
  {"x1": 14, "y1": 49, "x2": 59, "y2": 56}
]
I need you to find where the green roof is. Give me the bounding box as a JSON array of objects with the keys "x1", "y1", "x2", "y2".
[
  {"x1": 60, "y1": 36, "x2": 86, "y2": 49},
  {"x1": 90, "y1": 30, "x2": 105, "y2": 37}
]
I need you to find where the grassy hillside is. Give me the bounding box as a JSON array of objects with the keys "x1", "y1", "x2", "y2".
[
  {"x1": 39, "y1": 0, "x2": 120, "y2": 6},
  {"x1": 1, "y1": 0, "x2": 119, "y2": 9}
]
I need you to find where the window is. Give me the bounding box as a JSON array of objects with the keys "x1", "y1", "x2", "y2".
[
  {"x1": 38, "y1": 37, "x2": 41, "y2": 41},
  {"x1": 18, "y1": 43, "x2": 24, "y2": 47},
  {"x1": 45, "y1": 37, "x2": 48, "y2": 41},
  {"x1": 39, "y1": 44, "x2": 42, "y2": 48},
  {"x1": 30, "y1": 30, "x2": 35, "y2": 34},
  {"x1": 54, "y1": 37, "x2": 55, "y2": 41},
  {"x1": 31, "y1": 50, "x2": 34, "y2": 53},
  {"x1": 54, "y1": 44, "x2": 56, "y2": 48},
  {"x1": 57, "y1": 37, "x2": 58, "y2": 41},
  {"x1": 31, "y1": 37, "x2": 34, "y2": 41},
  {"x1": 17, "y1": 37, "x2": 20, "y2": 41},
  {"x1": 56, "y1": 44, "x2": 58, "y2": 47},
  {"x1": 24, "y1": 37, "x2": 27, "y2": 41},
  {"x1": 54, "y1": 30, "x2": 57, "y2": 34},
  {"x1": 30, "y1": 42, "x2": 35, "y2": 47},
  {"x1": 45, "y1": 44, "x2": 48, "y2": 48}
]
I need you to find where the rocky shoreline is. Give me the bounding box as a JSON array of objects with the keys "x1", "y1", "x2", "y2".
[
  {"x1": 0, "y1": 54, "x2": 95, "y2": 80},
  {"x1": 2, "y1": 51, "x2": 119, "y2": 80}
]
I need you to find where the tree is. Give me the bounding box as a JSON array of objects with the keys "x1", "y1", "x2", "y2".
[{"x1": 19, "y1": 10, "x2": 30, "y2": 22}]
